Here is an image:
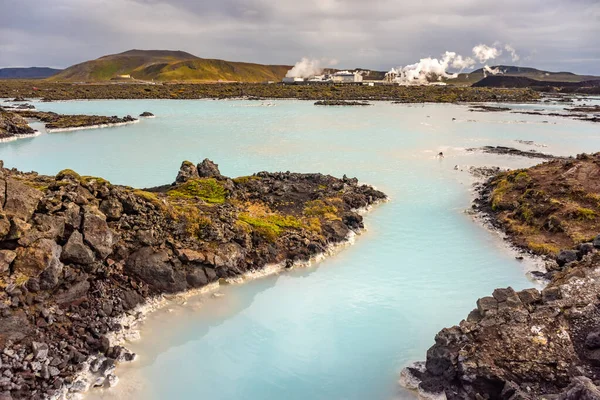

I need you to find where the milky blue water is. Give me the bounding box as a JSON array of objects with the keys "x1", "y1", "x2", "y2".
[{"x1": 2, "y1": 98, "x2": 600, "y2": 400}]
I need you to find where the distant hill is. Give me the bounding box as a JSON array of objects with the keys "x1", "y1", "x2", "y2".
[
  {"x1": 472, "y1": 75, "x2": 600, "y2": 89},
  {"x1": 0, "y1": 67, "x2": 62, "y2": 79},
  {"x1": 451, "y1": 65, "x2": 600, "y2": 86},
  {"x1": 50, "y1": 49, "x2": 292, "y2": 83}
]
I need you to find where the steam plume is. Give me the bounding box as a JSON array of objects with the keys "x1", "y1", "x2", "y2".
[
  {"x1": 285, "y1": 58, "x2": 324, "y2": 79},
  {"x1": 472, "y1": 44, "x2": 502, "y2": 63},
  {"x1": 386, "y1": 43, "x2": 511, "y2": 85},
  {"x1": 504, "y1": 44, "x2": 520, "y2": 62},
  {"x1": 483, "y1": 65, "x2": 502, "y2": 76}
]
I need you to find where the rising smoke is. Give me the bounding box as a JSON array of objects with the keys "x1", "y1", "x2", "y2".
[
  {"x1": 387, "y1": 43, "x2": 516, "y2": 85},
  {"x1": 285, "y1": 58, "x2": 339, "y2": 78},
  {"x1": 504, "y1": 44, "x2": 520, "y2": 62},
  {"x1": 286, "y1": 58, "x2": 323, "y2": 79},
  {"x1": 472, "y1": 44, "x2": 502, "y2": 63}
]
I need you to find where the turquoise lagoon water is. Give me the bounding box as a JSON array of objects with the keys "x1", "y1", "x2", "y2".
[{"x1": 2, "y1": 99, "x2": 600, "y2": 400}]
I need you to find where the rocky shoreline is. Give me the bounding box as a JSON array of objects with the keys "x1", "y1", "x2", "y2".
[
  {"x1": 466, "y1": 146, "x2": 563, "y2": 160},
  {"x1": 401, "y1": 153, "x2": 600, "y2": 399},
  {"x1": 13, "y1": 111, "x2": 138, "y2": 132},
  {"x1": 0, "y1": 81, "x2": 541, "y2": 103},
  {"x1": 0, "y1": 159, "x2": 386, "y2": 399},
  {"x1": 314, "y1": 100, "x2": 371, "y2": 106},
  {"x1": 0, "y1": 109, "x2": 38, "y2": 142}
]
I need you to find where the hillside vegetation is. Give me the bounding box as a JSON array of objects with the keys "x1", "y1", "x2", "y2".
[{"x1": 49, "y1": 49, "x2": 291, "y2": 83}]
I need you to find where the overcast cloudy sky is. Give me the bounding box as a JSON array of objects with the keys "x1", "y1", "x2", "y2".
[{"x1": 1, "y1": 0, "x2": 599, "y2": 74}]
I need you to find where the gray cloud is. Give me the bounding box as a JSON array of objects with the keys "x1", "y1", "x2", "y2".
[{"x1": 0, "y1": 0, "x2": 598, "y2": 75}]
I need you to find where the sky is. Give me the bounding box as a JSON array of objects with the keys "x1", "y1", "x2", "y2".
[{"x1": 1, "y1": 0, "x2": 599, "y2": 74}]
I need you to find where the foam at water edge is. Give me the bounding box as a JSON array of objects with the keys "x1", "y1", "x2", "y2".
[
  {"x1": 59, "y1": 200, "x2": 385, "y2": 400},
  {"x1": 46, "y1": 119, "x2": 140, "y2": 133},
  {"x1": 0, "y1": 131, "x2": 41, "y2": 143}
]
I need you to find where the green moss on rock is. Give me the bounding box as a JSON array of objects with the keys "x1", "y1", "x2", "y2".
[{"x1": 167, "y1": 178, "x2": 227, "y2": 204}]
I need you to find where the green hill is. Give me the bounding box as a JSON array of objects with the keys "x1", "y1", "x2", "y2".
[
  {"x1": 50, "y1": 50, "x2": 292, "y2": 83},
  {"x1": 449, "y1": 65, "x2": 600, "y2": 85}
]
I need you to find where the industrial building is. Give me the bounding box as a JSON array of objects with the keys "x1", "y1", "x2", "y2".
[
  {"x1": 331, "y1": 71, "x2": 363, "y2": 83},
  {"x1": 282, "y1": 70, "x2": 364, "y2": 84}
]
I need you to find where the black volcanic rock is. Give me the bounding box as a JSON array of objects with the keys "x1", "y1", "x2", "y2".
[{"x1": 0, "y1": 161, "x2": 386, "y2": 399}]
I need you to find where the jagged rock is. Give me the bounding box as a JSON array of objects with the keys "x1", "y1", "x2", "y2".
[
  {"x1": 175, "y1": 161, "x2": 199, "y2": 183},
  {"x1": 99, "y1": 198, "x2": 123, "y2": 221},
  {"x1": 63, "y1": 203, "x2": 81, "y2": 229},
  {"x1": 106, "y1": 346, "x2": 135, "y2": 362},
  {"x1": 139, "y1": 111, "x2": 154, "y2": 117},
  {"x1": 517, "y1": 288, "x2": 541, "y2": 305},
  {"x1": 542, "y1": 286, "x2": 562, "y2": 302},
  {"x1": 0, "y1": 161, "x2": 386, "y2": 399},
  {"x1": 32, "y1": 342, "x2": 48, "y2": 361},
  {"x1": 12, "y1": 239, "x2": 63, "y2": 278},
  {"x1": 125, "y1": 247, "x2": 184, "y2": 292},
  {"x1": 55, "y1": 279, "x2": 90, "y2": 305},
  {"x1": 18, "y1": 214, "x2": 65, "y2": 246},
  {"x1": 186, "y1": 268, "x2": 208, "y2": 287},
  {"x1": 197, "y1": 159, "x2": 221, "y2": 178},
  {"x1": 586, "y1": 331, "x2": 600, "y2": 349},
  {"x1": 0, "y1": 310, "x2": 32, "y2": 344},
  {"x1": 61, "y1": 231, "x2": 95, "y2": 265},
  {"x1": 477, "y1": 296, "x2": 498, "y2": 316},
  {"x1": 6, "y1": 218, "x2": 31, "y2": 240},
  {"x1": 0, "y1": 215, "x2": 10, "y2": 240},
  {"x1": 492, "y1": 287, "x2": 518, "y2": 302},
  {"x1": 557, "y1": 250, "x2": 579, "y2": 267},
  {"x1": 106, "y1": 373, "x2": 119, "y2": 387},
  {"x1": 578, "y1": 242, "x2": 595, "y2": 256},
  {"x1": 0, "y1": 250, "x2": 16, "y2": 276},
  {"x1": 82, "y1": 212, "x2": 114, "y2": 259},
  {"x1": 558, "y1": 376, "x2": 600, "y2": 399},
  {"x1": 3, "y1": 179, "x2": 43, "y2": 221},
  {"x1": 593, "y1": 235, "x2": 600, "y2": 249},
  {"x1": 176, "y1": 248, "x2": 206, "y2": 263}
]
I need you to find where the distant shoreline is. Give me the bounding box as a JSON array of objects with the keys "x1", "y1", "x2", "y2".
[{"x1": 0, "y1": 80, "x2": 542, "y2": 103}]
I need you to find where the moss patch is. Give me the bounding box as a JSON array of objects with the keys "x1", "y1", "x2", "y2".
[
  {"x1": 133, "y1": 190, "x2": 164, "y2": 208},
  {"x1": 238, "y1": 202, "x2": 304, "y2": 242},
  {"x1": 172, "y1": 203, "x2": 212, "y2": 239},
  {"x1": 233, "y1": 175, "x2": 261, "y2": 184},
  {"x1": 56, "y1": 169, "x2": 81, "y2": 181},
  {"x1": 528, "y1": 241, "x2": 560, "y2": 256},
  {"x1": 303, "y1": 199, "x2": 342, "y2": 221},
  {"x1": 167, "y1": 178, "x2": 226, "y2": 204}
]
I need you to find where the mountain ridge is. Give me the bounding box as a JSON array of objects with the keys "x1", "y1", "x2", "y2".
[
  {"x1": 452, "y1": 65, "x2": 600, "y2": 85},
  {"x1": 0, "y1": 67, "x2": 62, "y2": 79},
  {"x1": 49, "y1": 49, "x2": 292, "y2": 83}
]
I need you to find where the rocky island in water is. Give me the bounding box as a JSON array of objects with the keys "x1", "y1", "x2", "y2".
[{"x1": 0, "y1": 159, "x2": 385, "y2": 399}]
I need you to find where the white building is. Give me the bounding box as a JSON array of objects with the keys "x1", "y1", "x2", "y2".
[
  {"x1": 308, "y1": 75, "x2": 330, "y2": 82},
  {"x1": 282, "y1": 77, "x2": 305, "y2": 83},
  {"x1": 331, "y1": 71, "x2": 363, "y2": 83}
]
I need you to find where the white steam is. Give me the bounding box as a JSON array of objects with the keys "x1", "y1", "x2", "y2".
[
  {"x1": 504, "y1": 44, "x2": 520, "y2": 62},
  {"x1": 286, "y1": 58, "x2": 323, "y2": 79},
  {"x1": 472, "y1": 44, "x2": 502, "y2": 63},
  {"x1": 451, "y1": 55, "x2": 476, "y2": 70},
  {"x1": 386, "y1": 51, "x2": 474, "y2": 85},
  {"x1": 386, "y1": 42, "x2": 518, "y2": 85},
  {"x1": 483, "y1": 65, "x2": 502, "y2": 76},
  {"x1": 285, "y1": 57, "x2": 338, "y2": 78}
]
